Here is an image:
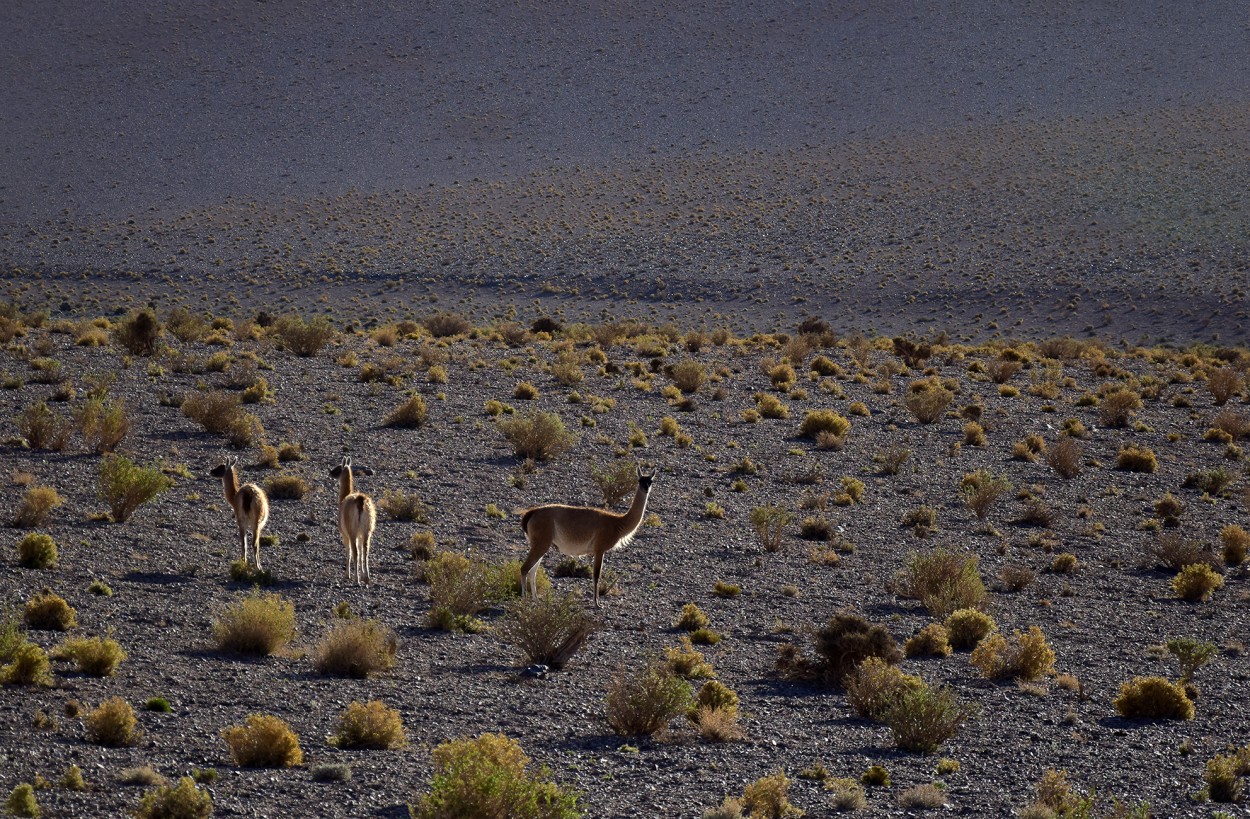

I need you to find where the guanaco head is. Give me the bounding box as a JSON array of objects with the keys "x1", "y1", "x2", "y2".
[
  {"x1": 210, "y1": 455, "x2": 238, "y2": 480},
  {"x1": 329, "y1": 456, "x2": 374, "y2": 480},
  {"x1": 636, "y1": 464, "x2": 656, "y2": 491}
]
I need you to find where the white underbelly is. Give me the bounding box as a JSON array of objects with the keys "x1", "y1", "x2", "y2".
[{"x1": 551, "y1": 525, "x2": 633, "y2": 557}]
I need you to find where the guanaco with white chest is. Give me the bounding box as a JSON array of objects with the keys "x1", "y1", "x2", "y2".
[
  {"x1": 329, "y1": 455, "x2": 377, "y2": 585},
  {"x1": 210, "y1": 454, "x2": 271, "y2": 570},
  {"x1": 520, "y1": 465, "x2": 655, "y2": 607}
]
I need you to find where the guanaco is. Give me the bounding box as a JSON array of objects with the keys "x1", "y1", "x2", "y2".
[
  {"x1": 329, "y1": 455, "x2": 377, "y2": 585},
  {"x1": 210, "y1": 454, "x2": 271, "y2": 570}
]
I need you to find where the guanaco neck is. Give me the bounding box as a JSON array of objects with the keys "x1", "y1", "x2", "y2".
[
  {"x1": 221, "y1": 467, "x2": 240, "y2": 508},
  {"x1": 615, "y1": 484, "x2": 652, "y2": 539},
  {"x1": 337, "y1": 469, "x2": 354, "y2": 504}
]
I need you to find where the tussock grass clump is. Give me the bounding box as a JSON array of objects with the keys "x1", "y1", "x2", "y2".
[
  {"x1": 1114, "y1": 445, "x2": 1158, "y2": 473},
  {"x1": 17, "y1": 401, "x2": 72, "y2": 451},
  {"x1": 16, "y1": 533, "x2": 58, "y2": 569},
  {"x1": 313, "y1": 618, "x2": 398, "y2": 678},
  {"x1": 970, "y1": 626, "x2": 1055, "y2": 681},
  {"x1": 498, "y1": 411, "x2": 577, "y2": 461},
  {"x1": 222, "y1": 714, "x2": 304, "y2": 767},
  {"x1": 212, "y1": 589, "x2": 296, "y2": 656},
  {"x1": 1113, "y1": 676, "x2": 1194, "y2": 720},
  {"x1": 98, "y1": 455, "x2": 174, "y2": 522},
  {"x1": 606, "y1": 661, "x2": 693, "y2": 737},
  {"x1": 85, "y1": 696, "x2": 140, "y2": 746},
  {"x1": 272, "y1": 314, "x2": 335, "y2": 356},
  {"x1": 264, "y1": 473, "x2": 308, "y2": 500},
  {"x1": 1171, "y1": 563, "x2": 1224, "y2": 602},
  {"x1": 412, "y1": 733, "x2": 581, "y2": 819},
  {"x1": 133, "y1": 776, "x2": 213, "y2": 819},
  {"x1": 13, "y1": 486, "x2": 62, "y2": 528},
  {"x1": 894, "y1": 547, "x2": 986, "y2": 618},
  {"x1": 331, "y1": 700, "x2": 406, "y2": 750},
  {"x1": 812, "y1": 610, "x2": 903, "y2": 687},
  {"x1": 23, "y1": 589, "x2": 76, "y2": 631},
  {"x1": 385, "y1": 395, "x2": 428, "y2": 428},
  {"x1": 55, "y1": 633, "x2": 127, "y2": 676},
  {"x1": 943, "y1": 609, "x2": 996, "y2": 650},
  {"x1": 846, "y1": 657, "x2": 925, "y2": 721},
  {"x1": 499, "y1": 594, "x2": 597, "y2": 670}
]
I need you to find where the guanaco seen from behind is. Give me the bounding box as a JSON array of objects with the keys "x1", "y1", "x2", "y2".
[
  {"x1": 520, "y1": 465, "x2": 655, "y2": 607},
  {"x1": 210, "y1": 454, "x2": 271, "y2": 570},
  {"x1": 329, "y1": 455, "x2": 377, "y2": 585}
]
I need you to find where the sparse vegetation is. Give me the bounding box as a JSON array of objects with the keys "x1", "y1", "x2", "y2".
[
  {"x1": 894, "y1": 547, "x2": 986, "y2": 618},
  {"x1": 133, "y1": 777, "x2": 214, "y2": 819}
]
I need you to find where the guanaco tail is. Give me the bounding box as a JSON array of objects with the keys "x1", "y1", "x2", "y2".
[
  {"x1": 210, "y1": 454, "x2": 271, "y2": 570},
  {"x1": 329, "y1": 455, "x2": 377, "y2": 585},
  {"x1": 520, "y1": 465, "x2": 655, "y2": 607}
]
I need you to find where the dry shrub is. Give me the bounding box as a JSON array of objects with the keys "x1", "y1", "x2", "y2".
[
  {"x1": 313, "y1": 618, "x2": 398, "y2": 678},
  {"x1": 1012, "y1": 434, "x2": 1046, "y2": 462},
  {"x1": 379, "y1": 489, "x2": 428, "y2": 522},
  {"x1": 17, "y1": 401, "x2": 72, "y2": 451},
  {"x1": 498, "y1": 411, "x2": 577, "y2": 461},
  {"x1": 113, "y1": 309, "x2": 162, "y2": 355},
  {"x1": 385, "y1": 395, "x2": 428, "y2": 428},
  {"x1": 882, "y1": 686, "x2": 975, "y2": 754},
  {"x1": 331, "y1": 700, "x2": 406, "y2": 750},
  {"x1": 827, "y1": 777, "x2": 867, "y2": 811},
  {"x1": 1148, "y1": 533, "x2": 1218, "y2": 572},
  {"x1": 970, "y1": 626, "x2": 1055, "y2": 681},
  {"x1": 1115, "y1": 445, "x2": 1158, "y2": 473},
  {"x1": 55, "y1": 633, "x2": 127, "y2": 676},
  {"x1": 812, "y1": 610, "x2": 903, "y2": 687},
  {"x1": 605, "y1": 661, "x2": 693, "y2": 736},
  {"x1": 424, "y1": 552, "x2": 488, "y2": 631},
  {"x1": 665, "y1": 636, "x2": 715, "y2": 679},
  {"x1": 14, "y1": 532, "x2": 56, "y2": 571},
  {"x1": 750, "y1": 505, "x2": 793, "y2": 552},
  {"x1": 690, "y1": 705, "x2": 744, "y2": 742},
  {"x1": 498, "y1": 594, "x2": 598, "y2": 670},
  {"x1": 1112, "y1": 676, "x2": 1194, "y2": 720},
  {"x1": 845, "y1": 657, "x2": 925, "y2": 720},
  {"x1": 905, "y1": 380, "x2": 954, "y2": 424},
  {"x1": 75, "y1": 397, "x2": 131, "y2": 454},
  {"x1": 182, "y1": 390, "x2": 264, "y2": 448},
  {"x1": 221, "y1": 714, "x2": 303, "y2": 767},
  {"x1": 422, "y1": 311, "x2": 472, "y2": 338},
  {"x1": 23, "y1": 590, "x2": 76, "y2": 631},
  {"x1": 998, "y1": 564, "x2": 1037, "y2": 593},
  {"x1": 669, "y1": 360, "x2": 707, "y2": 393},
  {"x1": 85, "y1": 697, "x2": 140, "y2": 746},
  {"x1": 590, "y1": 460, "x2": 638, "y2": 507},
  {"x1": 898, "y1": 783, "x2": 947, "y2": 809},
  {"x1": 98, "y1": 455, "x2": 174, "y2": 523},
  {"x1": 212, "y1": 590, "x2": 296, "y2": 656},
  {"x1": 1050, "y1": 553, "x2": 1080, "y2": 574},
  {"x1": 1220, "y1": 524, "x2": 1249, "y2": 566},
  {"x1": 1204, "y1": 754, "x2": 1244, "y2": 803},
  {"x1": 961, "y1": 470, "x2": 1010, "y2": 520},
  {"x1": 740, "y1": 770, "x2": 802, "y2": 818},
  {"x1": 875, "y1": 445, "x2": 911, "y2": 475},
  {"x1": 799, "y1": 410, "x2": 851, "y2": 440},
  {"x1": 13, "y1": 486, "x2": 63, "y2": 528},
  {"x1": 756, "y1": 394, "x2": 789, "y2": 418},
  {"x1": 676, "y1": 603, "x2": 711, "y2": 631},
  {"x1": 412, "y1": 733, "x2": 580, "y2": 819},
  {"x1": 1210, "y1": 408, "x2": 1250, "y2": 440},
  {"x1": 987, "y1": 358, "x2": 1023, "y2": 384},
  {"x1": 1045, "y1": 437, "x2": 1083, "y2": 478},
  {"x1": 905, "y1": 624, "x2": 952, "y2": 658},
  {"x1": 1206, "y1": 366, "x2": 1242, "y2": 405},
  {"x1": 264, "y1": 474, "x2": 308, "y2": 500},
  {"x1": 943, "y1": 609, "x2": 997, "y2": 651},
  {"x1": 134, "y1": 776, "x2": 213, "y2": 819},
  {"x1": 1098, "y1": 388, "x2": 1141, "y2": 427},
  {"x1": 272, "y1": 314, "x2": 335, "y2": 356},
  {"x1": 1172, "y1": 563, "x2": 1224, "y2": 602},
  {"x1": 1182, "y1": 467, "x2": 1235, "y2": 496},
  {"x1": 894, "y1": 547, "x2": 986, "y2": 618},
  {"x1": 1, "y1": 642, "x2": 52, "y2": 686}
]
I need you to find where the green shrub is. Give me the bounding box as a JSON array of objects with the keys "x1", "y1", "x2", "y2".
[
  {"x1": 813, "y1": 610, "x2": 902, "y2": 687},
  {"x1": 483, "y1": 559, "x2": 551, "y2": 601},
  {"x1": 16, "y1": 533, "x2": 58, "y2": 569},
  {"x1": 845, "y1": 657, "x2": 925, "y2": 721},
  {"x1": 799, "y1": 410, "x2": 851, "y2": 440},
  {"x1": 411, "y1": 733, "x2": 581, "y2": 819},
  {"x1": 145, "y1": 697, "x2": 173, "y2": 713},
  {"x1": 331, "y1": 700, "x2": 406, "y2": 750},
  {"x1": 675, "y1": 603, "x2": 711, "y2": 631},
  {"x1": 13, "y1": 486, "x2": 63, "y2": 528},
  {"x1": 134, "y1": 776, "x2": 213, "y2": 819},
  {"x1": 1114, "y1": 445, "x2": 1158, "y2": 473},
  {"x1": 498, "y1": 411, "x2": 578, "y2": 461},
  {"x1": 221, "y1": 714, "x2": 304, "y2": 767},
  {"x1": 883, "y1": 685, "x2": 975, "y2": 753},
  {"x1": 1113, "y1": 676, "x2": 1194, "y2": 720},
  {"x1": 1, "y1": 642, "x2": 52, "y2": 686},
  {"x1": 55, "y1": 634, "x2": 127, "y2": 676},
  {"x1": 85, "y1": 696, "x2": 140, "y2": 746},
  {"x1": 98, "y1": 455, "x2": 173, "y2": 522},
  {"x1": 1172, "y1": 563, "x2": 1224, "y2": 601},
  {"x1": 23, "y1": 589, "x2": 76, "y2": 631},
  {"x1": 606, "y1": 661, "x2": 693, "y2": 736},
  {"x1": 894, "y1": 547, "x2": 986, "y2": 618},
  {"x1": 1165, "y1": 637, "x2": 1219, "y2": 683},
  {"x1": 385, "y1": 395, "x2": 429, "y2": 428},
  {"x1": 969, "y1": 626, "x2": 1055, "y2": 681},
  {"x1": 213, "y1": 589, "x2": 296, "y2": 655},
  {"x1": 313, "y1": 618, "x2": 398, "y2": 678},
  {"x1": 750, "y1": 505, "x2": 793, "y2": 552},
  {"x1": 5, "y1": 783, "x2": 39, "y2": 818},
  {"x1": 943, "y1": 609, "x2": 996, "y2": 650},
  {"x1": 113, "y1": 308, "x2": 162, "y2": 355},
  {"x1": 498, "y1": 594, "x2": 597, "y2": 670},
  {"x1": 272, "y1": 314, "x2": 335, "y2": 356}
]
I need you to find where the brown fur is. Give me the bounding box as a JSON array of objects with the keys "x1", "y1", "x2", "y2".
[
  {"x1": 330, "y1": 456, "x2": 377, "y2": 585},
  {"x1": 212, "y1": 457, "x2": 270, "y2": 570}
]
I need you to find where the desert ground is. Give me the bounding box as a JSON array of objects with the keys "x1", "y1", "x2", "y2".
[{"x1": 2, "y1": 1, "x2": 1249, "y2": 817}]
